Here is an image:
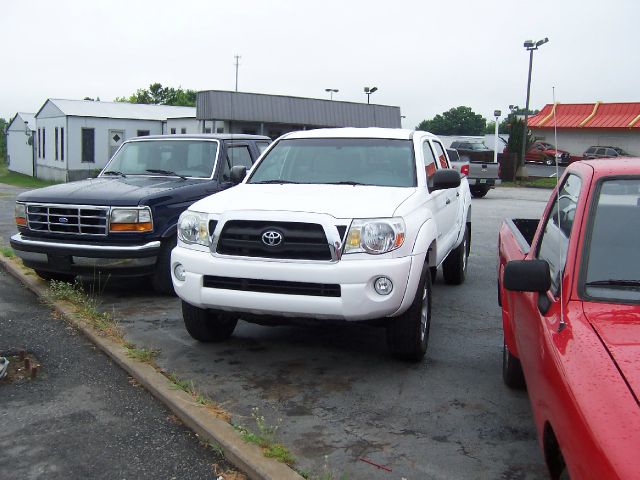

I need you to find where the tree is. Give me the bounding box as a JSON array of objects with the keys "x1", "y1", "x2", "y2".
[
  {"x1": 115, "y1": 83, "x2": 197, "y2": 107},
  {"x1": 0, "y1": 117, "x2": 7, "y2": 164},
  {"x1": 416, "y1": 106, "x2": 487, "y2": 136},
  {"x1": 485, "y1": 119, "x2": 510, "y2": 134}
]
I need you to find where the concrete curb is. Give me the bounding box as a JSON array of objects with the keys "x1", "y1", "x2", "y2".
[{"x1": 0, "y1": 256, "x2": 303, "y2": 480}]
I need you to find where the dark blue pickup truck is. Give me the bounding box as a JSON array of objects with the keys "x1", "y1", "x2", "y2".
[{"x1": 11, "y1": 134, "x2": 271, "y2": 293}]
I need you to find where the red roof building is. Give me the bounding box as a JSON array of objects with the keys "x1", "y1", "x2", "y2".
[{"x1": 526, "y1": 102, "x2": 640, "y2": 157}]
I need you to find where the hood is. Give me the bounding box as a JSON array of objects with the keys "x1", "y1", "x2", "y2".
[
  {"x1": 190, "y1": 184, "x2": 417, "y2": 219},
  {"x1": 584, "y1": 303, "x2": 640, "y2": 401},
  {"x1": 16, "y1": 176, "x2": 208, "y2": 206}
]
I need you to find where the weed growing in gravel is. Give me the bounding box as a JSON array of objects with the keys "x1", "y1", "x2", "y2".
[
  {"x1": 0, "y1": 246, "x2": 15, "y2": 258},
  {"x1": 235, "y1": 407, "x2": 295, "y2": 465},
  {"x1": 124, "y1": 344, "x2": 158, "y2": 363}
]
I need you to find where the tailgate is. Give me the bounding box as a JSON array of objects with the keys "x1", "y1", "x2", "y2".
[{"x1": 469, "y1": 162, "x2": 499, "y2": 180}]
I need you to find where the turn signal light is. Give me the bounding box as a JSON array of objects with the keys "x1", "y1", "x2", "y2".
[{"x1": 110, "y1": 222, "x2": 153, "y2": 232}]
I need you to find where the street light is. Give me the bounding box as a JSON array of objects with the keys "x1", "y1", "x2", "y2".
[
  {"x1": 364, "y1": 86, "x2": 378, "y2": 104},
  {"x1": 517, "y1": 37, "x2": 549, "y2": 179},
  {"x1": 325, "y1": 88, "x2": 339, "y2": 100},
  {"x1": 493, "y1": 110, "x2": 501, "y2": 164}
]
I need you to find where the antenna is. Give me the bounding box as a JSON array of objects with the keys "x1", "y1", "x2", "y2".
[
  {"x1": 552, "y1": 86, "x2": 567, "y2": 333},
  {"x1": 234, "y1": 54, "x2": 241, "y2": 92}
]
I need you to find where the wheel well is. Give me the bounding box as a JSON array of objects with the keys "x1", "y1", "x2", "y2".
[
  {"x1": 543, "y1": 422, "x2": 567, "y2": 480},
  {"x1": 427, "y1": 241, "x2": 437, "y2": 268}
]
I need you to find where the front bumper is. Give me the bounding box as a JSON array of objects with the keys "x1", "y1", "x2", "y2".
[
  {"x1": 10, "y1": 233, "x2": 160, "y2": 277},
  {"x1": 171, "y1": 246, "x2": 425, "y2": 321}
]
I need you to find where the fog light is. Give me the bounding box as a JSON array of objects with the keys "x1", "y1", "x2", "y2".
[
  {"x1": 374, "y1": 276, "x2": 393, "y2": 295},
  {"x1": 174, "y1": 263, "x2": 186, "y2": 282}
]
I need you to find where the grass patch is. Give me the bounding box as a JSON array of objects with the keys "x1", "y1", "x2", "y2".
[
  {"x1": 235, "y1": 407, "x2": 295, "y2": 465},
  {"x1": 47, "y1": 279, "x2": 123, "y2": 341},
  {"x1": 500, "y1": 177, "x2": 558, "y2": 189},
  {"x1": 124, "y1": 344, "x2": 158, "y2": 363},
  {"x1": 0, "y1": 162, "x2": 60, "y2": 189},
  {"x1": 0, "y1": 246, "x2": 15, "y2": 258}
]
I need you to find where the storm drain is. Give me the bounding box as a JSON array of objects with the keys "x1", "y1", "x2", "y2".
[{"x1": 0, "y1": 351, "x2": 42, "y2": 384}]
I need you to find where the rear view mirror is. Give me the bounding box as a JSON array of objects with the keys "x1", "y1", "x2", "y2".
[
  {"x1": 504, "y1": 260, "x2": 551, "y2": 292},
  {"x1": 230, "y1": 165, "x2": 247, "y2": 184},
  {"x1": 431, "y1": 169, "x2": 461, "y2": 191}
]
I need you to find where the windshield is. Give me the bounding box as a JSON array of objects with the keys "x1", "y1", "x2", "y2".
[
  {"x1": 247, "y1": 138, "x2": 416, "y2": 187},
  {"x1": 583, "y1": 178, "x2": 640, "y2": 302},
  {"x1": 103, "y1": 140, "x2": 218, "y2": 178}
]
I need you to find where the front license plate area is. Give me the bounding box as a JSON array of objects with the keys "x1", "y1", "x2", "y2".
[
  {"x1": 48, "y1": 254, "x2": 72, "y2": 271},
  {"x1": 480, "y1": 179, "x2": 487, "y2": 184}
]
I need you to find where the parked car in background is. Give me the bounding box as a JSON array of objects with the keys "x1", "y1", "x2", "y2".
[
  {"x1": 583, "y1": 145, "x2": 631, "y2": 159},
  {"x1": 447, "y1": 148, "x2": 500, "y2": 198},
  {"x1": 497, "y1": 158, "x2": 640, "y2": 479},
  {"x1": 525, "y1": 141, "x2": 572, "y2": 165},
  {"x1": 11, "y1": 134, "x2": 271, "y2": 294}
]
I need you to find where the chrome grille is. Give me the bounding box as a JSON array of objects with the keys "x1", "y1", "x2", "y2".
[{"x1": 26, "y1": 204, "x2": 109, "y2": 236}]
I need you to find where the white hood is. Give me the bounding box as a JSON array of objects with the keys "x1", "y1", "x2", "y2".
[{"x1": 190, "y1": 184, "x2": 417, "y2": 219}]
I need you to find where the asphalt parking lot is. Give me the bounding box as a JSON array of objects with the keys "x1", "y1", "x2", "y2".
[{"x1": 0, "y1": 184, "x2": 553, "y2": 479}]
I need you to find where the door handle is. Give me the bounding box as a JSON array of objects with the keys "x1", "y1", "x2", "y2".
[
  {"x1": 456, "y1": 192, "x2": 460, "y2": 197},
  {"x1": 445, "y1": 198, "x2": 451, "y2": 205}
]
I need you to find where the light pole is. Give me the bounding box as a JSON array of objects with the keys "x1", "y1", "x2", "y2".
[
  {"x1": 325, "y1": 88, "x2": 339, "y2": 100},
  {"x1": 364, "y1": 86, "x2": 378, "y2": 104},
  {"x1": 493, "y1": 110, "x2": 501, "y2": 164},
  {"x1": 517, "y1": 37, "x2": 548, "y2": 179}
]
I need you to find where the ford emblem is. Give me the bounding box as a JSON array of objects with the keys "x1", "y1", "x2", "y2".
[{"x1": 261, "y1": 230, "x2": 283, "y2": 247}]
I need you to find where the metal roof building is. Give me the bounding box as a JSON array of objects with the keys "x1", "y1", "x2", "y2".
[
  {"x1": 35, "y1": 99, "x2": 196, "y2": 121},
  {"x1": 196, "y1": 90, "x2": 402, "y2": 138}
]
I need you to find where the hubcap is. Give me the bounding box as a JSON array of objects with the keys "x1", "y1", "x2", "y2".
[{"x1": 420, "y1": 285, "x2": 429, "y2": 342}]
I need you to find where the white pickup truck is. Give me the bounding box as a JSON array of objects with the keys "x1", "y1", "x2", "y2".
[{"x1": 171, "y1": 128, "x2": 472, "y2": 361}]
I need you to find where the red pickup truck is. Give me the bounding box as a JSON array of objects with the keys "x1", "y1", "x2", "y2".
[{"x1": 497, "y1": 158, "x2": 640, "y2": 479}]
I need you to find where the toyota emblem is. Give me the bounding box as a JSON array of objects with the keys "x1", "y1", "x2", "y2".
[{"x1": 262, "y1": 230, "x2": 283, "y2": 247}]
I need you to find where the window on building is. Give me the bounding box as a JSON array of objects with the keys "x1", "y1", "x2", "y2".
[
  {"x1": 61, "y1": 127, "x2": 64, "y2": 161},
  {"x1": 204, "y1": 128, "x2": 212, "y2": 134},
  {"x1": 137, "y1": 130, "x2": 150, "y2": 137},
  {"x1": 216, "y1": 127, "x2": 224, "y2": 134},
  {"x1": 42, "y1": 128, "x2": 46, "y2": 159},
  {"x1": 37, "y1": 129, "x2": 41, "y2": 158},
  {"x1": 81, "y1": 128, "x2": 95, "y2": 163},
  {"x1": 181, "y1": 128, "x2": 187, "y2": 134},
  {"x1": 55, "y1": 127, "x2": 59, "y2": 160},
  {"x1": 170, "y1": 128, "x2": 176, "y2": 134}
]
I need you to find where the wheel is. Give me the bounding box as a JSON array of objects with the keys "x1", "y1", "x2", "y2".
[
  {"x1": 150, "y1": 236, "x2": 177, "y2": 295},
  {"x1": 34, "y1": 270, "x2": 76, "y2": 283},
  {"x1": 442, "y1": 224, "x2": 469, "y2": 285},
  {"x1": 502, "y1": 342, "x2": 526, "y2": 389},
  {"x1": 182, "y1": 301, "x2": 238, "y2": 342},
  {"x1": 386, "y1": 263, "x2": 431, "y2": 362},
  {"x1": 544, "y1": 155, "x2": 555, "y2": 166},
  {"x1": 471, "y1": 186, "x2": 489, "y2": 198}
]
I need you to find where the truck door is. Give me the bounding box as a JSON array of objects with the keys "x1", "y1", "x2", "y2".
[{"x1": 514, "y1": 173, "x2": 583, "y2": 413}]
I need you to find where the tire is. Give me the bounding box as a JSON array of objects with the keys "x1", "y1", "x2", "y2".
[
  {"x1": 544, "y1": 156, "x2": 555, "y2": 166},
  {"x1": 35, "y1": 270, "x2": 76, "y2": 283},
  {"x1": 471, "y1": 186, "x2": 489, "y2": 198},
  {"x1": 429, "y1": 266, "x2": 437, "y2": 284},
  {"x1": 150, "y1": 236, "x2": 177, "y2": 295},
  {"x1": 502, "y1": 342, "x2": 526, "y2": 389},
  {"x1": 442, "y1": 224, "x2": 469, "y2": 285},
  {"x1": 182, "y1": 301, "x2": 238, "y2": 342},
  {"x1": 386, "y1": 263, "x2": 432, "y2": 362}
]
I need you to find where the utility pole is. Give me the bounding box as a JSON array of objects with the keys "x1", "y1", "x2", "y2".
[{"x1": 234, "y1": 54, "x2": 241, "y2": 92}]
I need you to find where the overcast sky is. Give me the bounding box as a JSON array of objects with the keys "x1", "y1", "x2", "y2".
[{"x1": 1, "y1": 0, "x2": 637, "y2": 129}]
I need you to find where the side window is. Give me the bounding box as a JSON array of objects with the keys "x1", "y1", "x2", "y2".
[
  {"x1": 433, "y1": 141, "x2": 449, "y2": 169},
  {"x1": 595, "y1": 148, "x2": 606, "y2": 156},
  {"x1": 606, "y1": 148, "x2": 617, "y2": 157},
  {"x1": 586, "y1": 147, "x2": 596, "y2": 155},
  {"x1": 536, "y1": 174, "x2": 583, "y2": 295},
  {"x1": 256, "y1": 142, "x2": 270, "y2": 154},
  {"x1": 422, "y1": 141, "x2": 438, "y2": 187},
  {"x1": 221, "y1": 145, "x2": 253, "y2": 181}
]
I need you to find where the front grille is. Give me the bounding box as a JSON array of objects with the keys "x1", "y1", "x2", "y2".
[
  {"x1": 203, "y1": 276, "x2": 341, "y2": 297},
  {"x1": 217, "y1": 220, "x2": 332, "y2": 260},
  {"x1": 26, "y1": 204, "x2": 109, "y2": 236}
]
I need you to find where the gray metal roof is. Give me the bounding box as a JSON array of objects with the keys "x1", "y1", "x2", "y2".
[
  {"x1": 197, "y1": 90, "x2": 401, "y2": 128},
  {"x1": 8, "y1": 112, "x2": 35, "y2": 131},
  {"x1": 37, "y1": 99, "x2": 196, "y2": 121}
]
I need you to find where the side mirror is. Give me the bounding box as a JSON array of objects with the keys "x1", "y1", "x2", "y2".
[
  {"x1": 504, "y1": 260, "x2": 551, "y2": 292},
  {"x1": 431, "y1": 169, "x2": 461, "y2": 191},
  {"x1": 230, "y1": 165, "x2": 247, "y2": 184}
]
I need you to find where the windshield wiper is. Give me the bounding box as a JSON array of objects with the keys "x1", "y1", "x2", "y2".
[
  {"x1": 325, "y1": 181, "x2": 366, "y2": 186},
  {"x1": 586, "y1": 279, "x2": 640, "y2": 288},
  {"x1": 102, "y1": 170, "x2": 126, "y2": 177},
  {"x1": 251, "y1": 179, "x2": 301, "y2": 184},
  {"x1": 146, "y1": 169, "x2": 187, "y2": 180}
]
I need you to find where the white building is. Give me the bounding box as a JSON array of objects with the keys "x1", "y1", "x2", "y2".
[
  {"x1": 6, "y1": 113, "x2": 36, "y2": 176},
  {"x1": 528, "y1": 102, "x2": 640, "y2": 157},
  {"x1": 34, "y1": 99, "x2": 196, "y2": 181}
]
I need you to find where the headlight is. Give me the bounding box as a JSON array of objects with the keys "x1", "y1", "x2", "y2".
[
  {"x1": 110, "y1": 207, "x2": 153, "y2": 232},
  {"x1": 344, "y1": 218, "x2": 405, "y2": 254},
  {"x1": 15, "y1": 203, "x2": 26, "y2": 226},
  {"x1": 555, "y1": 152, "x2": 563, "y2": 158},
  {"x1": 178, "y1": 211, "x2": 209, "y2": 246}
]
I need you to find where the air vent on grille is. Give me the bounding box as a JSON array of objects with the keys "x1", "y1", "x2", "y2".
[
  {"x1": 217, "y1": 220, "x2": 332, "y2": 260},
  {"x1": 26, "y1": 205, "x2": 109, "y2": 236},
  {"x1": 203, "y1": 276, "x2": 341, "y2": 297}
]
